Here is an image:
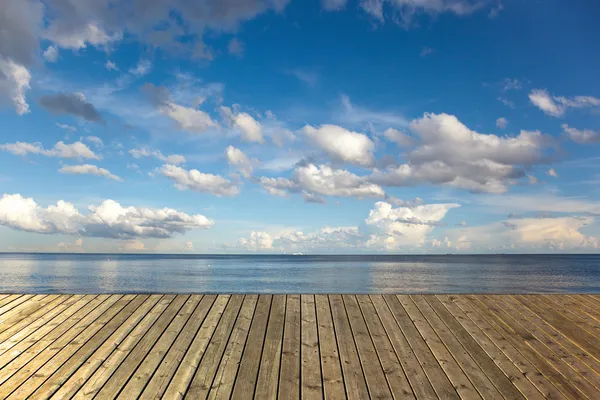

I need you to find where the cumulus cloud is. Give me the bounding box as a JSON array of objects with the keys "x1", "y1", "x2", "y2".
[
  {"x1": 144, "y1": 83, "x2": 217, "y2": 134},
  {"x1": 302, "y1": 124, "x2": 375, "y2": 167},
  {"x1": 43, "y1": 45, "x2": 58, "y2": 62},
  {"x1": 0, "y1": 193, "x2": 213, "y2": 239},
  {"x1": 129, "y1": 147, "x2": 186, "y2": 164},
  {"x1": 237, "y1": 226, "x2": 362, "y2": 251},
  {"x1": 529, "y1": 89, "x2": 600, "y2": 117},
  {"x1": 44, "y1": 22, "x2": 122, "y2": 50},
  {"x1": 237, "y1": 231, "x2": 274, "y2": 250},
  {"x1": 159, "y1": 164, "x2": 240, "y2": 197},
  {"x1": 0, "y1": 57, "x2": 32, "y2": 115},
  {"x1": 220, "y1": 106, "x2": 264, "y2": 143},
  {"x1": 365, "y1": 201, "x2": 460, "y2": 249},
  {"x1": 59, "y1": 164, "x2": 122, "y2": 181},
  {"x1": 562, "y1": 124, "x2": 600, "y2": 144},
  {"x1": 39, "y1": 92, "x2": 104, "y2": 123},
  {"x1": 371, "y1": 113, "x2": 553, "y2": 193},
  {"x1": 547, "y1": 168, "x2": 558, "y2": 178},
  {"x1": 383, "y1": 128, "x2": 413, "y2": 146},
  {"x1": 226, "y1": 146, "x2": 257, "y2": 178},
  {"x1": 496, "y1": 117, "x2": 507, "y2": 129},
  {"x1": 1, "y1": 140, "x2": 100, "y2": 160}
]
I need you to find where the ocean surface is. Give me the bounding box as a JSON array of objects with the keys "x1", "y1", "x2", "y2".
[{"x1": 0, "y1": 253, "x2": 599, "y2": 294}]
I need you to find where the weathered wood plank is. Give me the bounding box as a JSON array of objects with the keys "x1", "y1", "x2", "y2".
[
  {"x1": 254, "y1": 295, "x2": 285, "y2": 400},
  {"x1": 301, "y1": 294, "x2": 323, "y2": 400},
  {"x1": 279, "y1": 294, "x2": 301, "y2": 399},
  {"x1": 0, "y1": 295, "x2": 57, "y2": 335},
  {"x1": 230, "y1": 294, "x2": 272, "y2": 400},
  {"x1": 315, "y1": 294, "x2": 345, "y2": 400}
]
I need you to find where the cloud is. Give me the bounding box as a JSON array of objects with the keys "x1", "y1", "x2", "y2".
[
  {"x1": 359, "y1": 0, "x2": 488, "y2": 26},
  {"x1": 237, "y1": 231, "x2": 274, "y2": 250},
  {"x1": 144, "y1": 83, "x2": 217, "y2": 134},
  {"x1": 226, "y1": 146, "x2": 257, "y2": 178},
  {"x1": 227, "y1": 38, "x2": 244, "y2": 57},
  {"x1": 39, "y1": 92, "x2": 104, "y2": 123},
  {"x1": 562, "y1": 124, "x2": 600, "y2": 144},
  {"x1": 237, "y1": 226, "x2": 362, "y2": 251},
  {"x1": 105, "y1": 60, "x2": 118, "y2": 71},
  {"x1": 495, "y1": 117, "x2": 507, "y2": 129},
  {"x1": 547, "y1": 168, "x2": 558, "y2": 178},
  {"x1": 322, "y1": 0, "x2": 348, "y2": 11},
  {"x1": 497, "y1": 97, "x2": 515, "y2": 108},
  {"x1": 339, "y1": 95, "x2": 409, "y2": 129},
  {"x1": 43, "y1": 45, "x2": 58, "y2": 62},
  {"x1": 371, "y1": 113, "x2": 554, "y2": 193},
  {"x1": 159, "y1": 164, "x2": 240, "y2": 197},
  {"x1": 301, "y1": 124, "x2": 375, "y2": 167},
  {"x1": 83, "y1": 136, "x2": 104, "y2": 149},
  {"x1": 44, "y1": 22, "x2": 122, "y2": 50},
  {"x1": 56, "y1": 123, "x2": 77, "y2": 132},
  {"x1": 129, "y1": 147, "x2": 186, "y2": 164},
  {"x1": 120, "y1": 239, "x2": 145, "y2": 251},
  {"x1": 285, "y1": 68, "x2": 319, "y2": 87},
  {"x1": 529, "y1": 89, "x2": 600, "y2": 117},
  {"x1": 488, "y1": 3, "x2": 504, "y2": 18},
  {"x1": 420, "y1": 47, "x2": 434, "y2": 57},
  {"x1": 365, "y1": 201, "x2": 460, "y2": 249},
  {"x1": 59, "y1": 164, "x2": 122, "y2": 181},
  {"x1": 129, "y1": 59, "x2": 152, "y2": 76},
  {"x1": 500, "y1": 78, "x2": 521, "y2": 92},
  {"x1": 383, "y1": 128, "x2": 413, "y2": 146},
  {"x1": 220, "y1": 106, "x2": 264, "y2": 143},
  {"x1": 1, "y1": 140, "x2": 100, "y2": 160},
  {"x1": 0, "y1": 57, "x2": 32, "y2": 115},
  {"x1": 259, "y1": 164, "x2": 385, "y2": 200},
  {"x1": 0, "y1": 193, "x2": 214, "y2": 239}
]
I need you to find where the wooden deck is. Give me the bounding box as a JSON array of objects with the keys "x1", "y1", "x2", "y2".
[{"x1": 0, "y1": 295, "x2": 598, "y2": 399}]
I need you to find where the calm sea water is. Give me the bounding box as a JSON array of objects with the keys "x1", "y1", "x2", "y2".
[{"x1": 0, "y1": 253, "x2": 599, "y2": 294}]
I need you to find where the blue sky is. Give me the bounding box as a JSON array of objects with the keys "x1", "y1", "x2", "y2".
[{"x1": 1, "y1": 0, "x2": 600, "y2": 253}]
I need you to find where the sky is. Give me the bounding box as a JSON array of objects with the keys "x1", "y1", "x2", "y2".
[{"x1": 1, "y1": 0, "x2": 600, "y2": 254}]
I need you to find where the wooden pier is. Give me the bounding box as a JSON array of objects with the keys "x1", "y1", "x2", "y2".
[{"x1": 0, "y1": 294, "x2": 599, "y2": 399}]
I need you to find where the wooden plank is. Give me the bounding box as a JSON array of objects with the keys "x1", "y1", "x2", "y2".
[
  {"x1": 73, "y1": 295, "x2": 173, "y2": 399},
  {"x1": 329, "y1": 294, "x2": 369, "y2": 400},
  {"x1": 470, "y1": 296, "x2": 590, "y2": 399},
  {"x1": 411, "y1": 295, "x2": 504, "y2": 398},
  {"x1": 0, "y1": 294, "x2": 129, "y2": 399},
  {"x1": 436, "y1": 295, "x2": 545, "y2": 400},
  {"x1": 52, "y1": 295, "x2": 164, "y2": 399},
  {"x1": 300, "y1": 295, "x2": 323, "y2": 400},
  {"x1": 370, "y1": 295, "x2": 438, "y2": 399},
  {"x1": 185, "y1": 295, "x2": 245, "y2": 399},
  {"x1": 314, "y1": 295, "x2": 345, "y2": 400},
  {"x1": 567, "y1": 295, "x2": 600, "y2": 322},
  {"x1": 423, "y1": 295, "x2": 526, "y2": 399},
  {"x1": 163, "y1": 295, "x2": 231, "y2": 399},
  {"x1": 140, "y1": 295, "x2": 217, "y2": 399},
  {"x1": 396, "y1": 295, "x2": 482, "y2": 400},
  {"x1": 383, "y1": 294, "x2": 459, "y2": 399},
  {"x1": 254, "y1": 295, "x2": 285, "y2": 400},
  {"x1": 0, "y1": 295, "x2": 110, "y2": 388},
  {"x1": 279, "y1": 295, "x2": 301, "y2": 399},
  {"x1": 114, "y1": 295, "x2": 201, "y2": 399},
  {"x1": 230, "y1": 294, "x2": 272, "y2": 400},
  {"x1": 541, "y1": 295, "x2": 600, "y2": 339},
  {"x1": 17, "y1": 295, "x2": 148, "y2": 400},
  {"x1": 93, "y1": 295, "x2": 188, "y2": 400},
  {"x1": 514, "y1": 295, "x2": 600, "y2": 360},
  {"x1": 343, "y1": 295, "x2": 394, "y2": 399},
  {"x1": 0, "y1": 295, "x2": 24, "y2": 311},
  {"x1": 0, "y1": 295, "x2": 56, "y2": 334},
  {"x1": 355, "y1": 295, "x2": 413, "y2": 399},
  {"x1": 0, "y1": 295, "x2": 37, "y2": 320},
  {"x1": 209, "y1": 295, "x2": 258, "y2": 400},
  {"x1": 496, "y1": 296, "x2": 600, "y2": 391},
  {"x1": 0, "y1": 295, "x2": 77, "y2": 355}
]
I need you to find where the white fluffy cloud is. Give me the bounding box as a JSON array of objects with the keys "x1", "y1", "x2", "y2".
[
  {"x1": 371, "y1": 113, "x2": 552, "y2": 193},
  {"x1": 383, "y1": 128, "x2": 413, "y2": 146},
  {"x1": 44, "y1": 22, "x2": 121, "y2": 50},
  {"x1": 259, "y1": 164, "x2": 385, "y2": 200},
  {"x1": 0, "y1": 193, "x2": 213, "y2": 239},
  {"x1": 562, "y1": 124, "x2": 600, "y2": 144},
  {"x1": 1, "y1": 140, "x2": 100, "y2": 160},
  {"x1": 59, "y1": 164, "x2": 122, "y2": 181},
  {"x1": 43, "y1": 45, "x2": 58, "y2": 62},
  {"x1": 365, "y1": 201, "x2": 460, "y2": 249},
  {"x1": 0, "y1": 57, "x2": 31, "y2": 115},
  {"x1": 221, "y1": 106, "x2": 264, "y2": 143},
  {"x1": 237, "y1": 226, "x2": 362, "y2": 251},
  {"x1": 237, "y1": 231, "x2": 274, "y2": 250},
  {"x1": 159, "y1": 164, "x2": 240, "y2": 197},
  {"x1": 547, "y1": 168, "x2": 558, "y2": 178},
  {"x1": 302, "y1": 124, "x2": 375, "y2": 167},
  {"x1": 226, "y1": 146, "x2": 257, "y2": 178},
  {"x1": 529, "y1": 89, "x2": 600, "y2": 117},
  {"x1": 129, "y1": 148, "x2": 186, "y2": 164}
]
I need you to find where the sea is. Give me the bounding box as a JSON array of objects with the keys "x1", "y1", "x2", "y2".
[{"x1": 0, "y1": 253, "x2": 599, "y2": 294}]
